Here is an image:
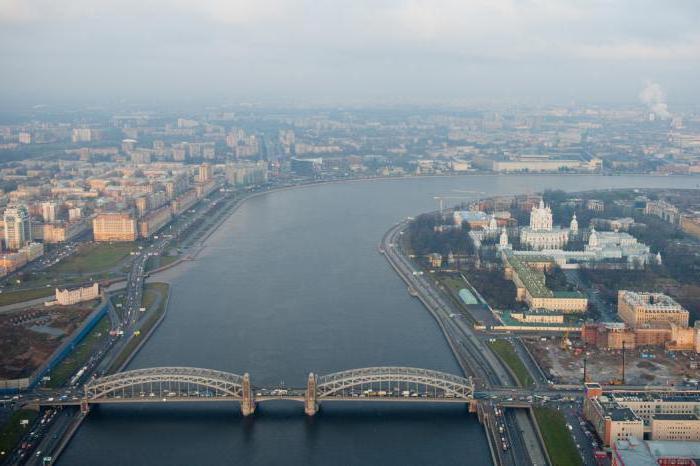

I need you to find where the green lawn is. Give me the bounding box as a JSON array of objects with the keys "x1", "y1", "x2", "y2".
[
  {"x1": 0, "y1": 287, "x2": 54, "y2": 306},
  {"x1": 109, "y1": 283, "x2": 169, "y2": 373},
  {"x1": 488, "y1": 340, "x2": 534, "y2": 387},
  {"x1": 51, "y1": 242, "x2": 136, "y2": 274},
  {"x1": 45, "y1": 315, "x2": 111, "y2": 388},
  {"x1": 145, "y1": 255, "x2": 179, "y2": 272},
  {"x1": 0, "y1": 408, "x2": 39, "y2": 456},
  {"x1": 439, "y1": 276, "x2": 467, "y2": 294},
  {"x1": 534, "y1": 407, "x2": 583, "y2": 466}
]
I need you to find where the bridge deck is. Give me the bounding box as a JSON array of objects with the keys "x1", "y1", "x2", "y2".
[{"x1": 40, "y1": 395, "x2": 472, "y2": 407}]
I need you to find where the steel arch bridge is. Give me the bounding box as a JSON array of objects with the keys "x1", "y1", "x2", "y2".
[
  {"x1": 84, "y1": 367, "x2": 247, "y2": 400},
  {"x1": 315, "y1": 367, "x2": 473, "y2": 399},
  {"x1": 42, "y1": 366, "x2": 474, "y2": 417}
]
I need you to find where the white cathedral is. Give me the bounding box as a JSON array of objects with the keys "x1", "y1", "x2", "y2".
[{"x1": 519, "y1": 200, "x2": 577, "y2": 250}]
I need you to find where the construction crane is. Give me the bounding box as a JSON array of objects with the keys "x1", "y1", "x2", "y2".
[{"x1": 433, "y1": 191, "x2": 484, "y2": 216}]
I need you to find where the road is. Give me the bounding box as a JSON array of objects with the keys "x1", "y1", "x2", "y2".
[
  {"x1": 560, "y1": 400, "x2": 599, "y2": 466},
  {"x1": 563, "y1": 269, "x2": 616, "y2": 322},
  {"x1": 381, "y1": 220, "x2": 546, "y2": 466}
]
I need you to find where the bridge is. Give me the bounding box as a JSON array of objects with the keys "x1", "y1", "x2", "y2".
[{"x1": 40, "y1": 366, "x2": 474, "y2": 416}]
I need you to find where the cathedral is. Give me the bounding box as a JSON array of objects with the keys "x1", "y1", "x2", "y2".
[{"x1": 519, "y1": 199, "x2": 576, "y2": 250}]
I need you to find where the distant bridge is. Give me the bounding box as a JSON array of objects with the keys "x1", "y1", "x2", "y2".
[{"x1": 40, "y1": 366, "x2": 474, "y2": 416}]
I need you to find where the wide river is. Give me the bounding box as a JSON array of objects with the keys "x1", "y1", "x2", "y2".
[{"x1": 60, "y1": 174, "x2": 699, "y2": 466}]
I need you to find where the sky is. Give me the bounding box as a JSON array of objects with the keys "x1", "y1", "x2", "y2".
[{"x1": 0, "y1": 0, "x2": 699, "y2": 105}]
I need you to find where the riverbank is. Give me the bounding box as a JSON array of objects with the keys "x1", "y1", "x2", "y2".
[{"x1": 52, "y1": 174, "x2": 700, "y2": 466}]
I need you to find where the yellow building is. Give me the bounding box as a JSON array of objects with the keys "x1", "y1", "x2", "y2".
[
  {"x1": 428, "y1": 253, "x2": 442, "y2": 268},
  {"x1": 93, "y1": 213, "x2": 137, "y2": 242},
  {"x1": 503, "y1": 252, "x2": 588, "y2": 313},
  {"x1": 39, "y1": 221, "x2": 90, "y2": 244},
  {"x1": 650, "y1": 414, "x2": 700, "y2": 441},
  {"x1": 583, "y1": 395, "x2": 644, "y2": 447},
  {"x1": 585, "y1": 391, "x2": 700, "y2": 445},
  {"x1": 617, "y1": 290, "x2": 689, "y2": 329},
  {"x1": 681, "y1": 215, "x2": 700, "y2": 239},
  {"x1": 0, "y1": 252, "x2": 27, "y2": 273},
  {"x1": 138, "y1": 206, "x2": 172, "y2": 238}
]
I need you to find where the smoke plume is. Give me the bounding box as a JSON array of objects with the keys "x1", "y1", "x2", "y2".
[{"x1": 639, "y1": 81, "x2": 671, "y2": 120}]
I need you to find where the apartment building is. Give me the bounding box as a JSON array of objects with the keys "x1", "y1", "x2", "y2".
[{"x1": 93, "y1": 212, "x2": 137, "y2": 242}]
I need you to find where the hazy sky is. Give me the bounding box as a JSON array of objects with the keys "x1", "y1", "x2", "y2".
[{"x1": 1, "y1": 0, "x2": 699, "y2": 105}]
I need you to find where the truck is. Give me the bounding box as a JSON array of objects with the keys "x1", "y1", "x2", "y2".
[{"x1": 70, "y1": 367, "x2": 87, "y2": 386}]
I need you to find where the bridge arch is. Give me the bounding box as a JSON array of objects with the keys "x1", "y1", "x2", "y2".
[
  {"x1": 315, "y1": 367, "x2": 473, "y2": 399},
  {"x1": 85, "y1": 367, "x2": 246, "y2": 400}
]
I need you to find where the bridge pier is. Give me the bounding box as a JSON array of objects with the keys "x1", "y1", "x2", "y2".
[
  {"x1": 240, "y1": 373, "x2": 256, "y2": 416},
  {"x1": 80, "y1": 398, "x2": 90, "y2": 415},
  {"x1": 304, "y1": 373, "x2": 318, "y2": 416}
]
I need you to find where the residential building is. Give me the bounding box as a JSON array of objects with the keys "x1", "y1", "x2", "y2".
[
  {"x1": 18, "y1": 132, "x2": 31, "y2": 144},
  {"x1": 197, "y1": 163, "x2": 213, "y2": 183},
  {"x1": 41, "y1": 202, "x2": 57, "y2": 223},
  {"x1": 585, "y1": 389, "x2": 700, "y2": 446},
  {"x1": 68, "y1": 207, "x2": 82, "y2": 221},
  {"x1": 92, "y1": 212, "x2": 137, "y2": 242},
  {"x1": 225, "y1": 162, "x2": 268, "y2": 187},
  {"x1": 138, "y1": 206, "x2": 172, "y2": 238},
  {"x1": 583, "y1": 394, "x2": 644, "y2": 447},
  {"x1": 618, "y1": 291, "x2": 689, "y2": 329},
  {"x1": 71, "y1": 128, "x2": 93, "y2": 143},
  {"x1": 55, "y1": 282, "x2": 100, "y2": 305},
  {"x1": 650, "y1": 415, "x2": 700, "y2": 441},
  {"x1": 3, "y1": 205, "x2": 32, "y2": 250}
]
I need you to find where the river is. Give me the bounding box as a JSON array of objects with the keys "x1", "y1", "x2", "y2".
[{"x1": 59, "y1": 174, "x2": 699, "y2": 466}]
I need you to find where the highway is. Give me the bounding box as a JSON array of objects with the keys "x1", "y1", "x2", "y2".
[{"x1": 380, "y1": 220, "x2": 546, "y2": 466}]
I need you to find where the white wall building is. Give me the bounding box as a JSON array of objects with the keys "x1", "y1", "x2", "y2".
[{"x1": 55, "y1": 282, "x2": 100, "y2": 306}]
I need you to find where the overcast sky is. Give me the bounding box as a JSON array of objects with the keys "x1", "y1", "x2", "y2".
[{"x1": 1, "y1": 0, "x2": 699, "y2": 105}]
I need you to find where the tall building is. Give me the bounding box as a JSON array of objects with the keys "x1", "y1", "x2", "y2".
[
  {"x1": 68, "y1": 207, "x2": 82, "y2": 221},
  {"x1": 18, "y1": 132, "x2": 32, "y2": 144},
  {"x1": 92, "y1": 212, "x2": 137, "y2": 242},
  {"x1": 197, "y1": 163, "x2": 213, "y2": 183},
  {"x1": 41, "y1": 202, "x2": 57, "y2": 223},
  {"x1": 71, "y1": 128, "x2": 93, "y2": 143},
  {"x1": 225, "y1": 162, "x2": 268, "y2": 187},
  {"x1": 3, "y1": 205, "x2": 32, "y2": 250}
]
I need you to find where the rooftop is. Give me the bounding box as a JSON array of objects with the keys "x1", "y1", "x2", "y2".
[
  {"x1": 504, "y1": 251, "x2": 585, "y2": 300},
  {"x1": 607, "y1": 406, "x2": 641, "y2": 422},
  {"x1": 620, "y1": 290, "x2": 686, "y2": 312}
]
